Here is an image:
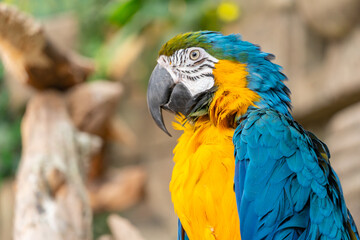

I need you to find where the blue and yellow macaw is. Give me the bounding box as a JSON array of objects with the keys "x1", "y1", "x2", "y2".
[{"x1": 147, "y1": 31, "x2": 359, "y2": 240}]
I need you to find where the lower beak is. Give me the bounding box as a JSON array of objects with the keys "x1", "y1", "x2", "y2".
[{"x1": 147, "y1": 64, "x2": 193, "y2": 136}]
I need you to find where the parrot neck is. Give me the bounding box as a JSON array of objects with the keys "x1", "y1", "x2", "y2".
[
  {"x1": 209, "y1": 60, "x2": 261, "y2": 128},
  {"x1": 208, "y1": 59, "x2": 292, "y2": 128}
]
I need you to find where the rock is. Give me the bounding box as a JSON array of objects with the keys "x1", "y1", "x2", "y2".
[
  {"x1": 297, "y1": 0, "x2": 360, "y2": 39},
  {"x1": 293, "y1": 27, "x2": 360, "y2": 125},
  {"x1": 326, "y1": 102, "x2": 360, "y2": 225}
]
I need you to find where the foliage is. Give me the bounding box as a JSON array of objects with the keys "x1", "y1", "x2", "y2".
[
  {"x1": 0, "y1": 63, "x2": 22, "y2": 180},
  {"x1": 2, "y1": 0, "x2": 240, "y2": 81},
  {"x1": 93, "y1": 212, "x2": 111, "y2": 239},
  {"x1": 97, "y1": 0, "x2": 241, "y2": 85}
]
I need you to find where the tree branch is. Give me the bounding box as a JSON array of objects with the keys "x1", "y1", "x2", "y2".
[{"x1": 13, "y1": 91, "x2": 101, "y2": 240}]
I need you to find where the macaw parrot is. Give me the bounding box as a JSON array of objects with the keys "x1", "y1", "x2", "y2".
[{"x1": 146, "y1": 31, "x2": 359, "y2": 240}]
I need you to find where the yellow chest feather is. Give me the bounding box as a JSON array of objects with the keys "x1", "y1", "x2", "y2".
[
  {"x1": 170, "y1": 119, "x2": 241, "y2": 240},
  {"x1": 169, "y1": 60, "x2": 259, "y2": 239}
]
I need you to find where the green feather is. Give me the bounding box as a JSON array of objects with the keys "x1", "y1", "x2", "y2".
[{"x1": 159, "y1": 32, "x2": 212, "y2": 56}]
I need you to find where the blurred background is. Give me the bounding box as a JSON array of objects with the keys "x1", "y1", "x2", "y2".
[{"x1": 0, "y1": 0, "x2": 360, "y2": 239}]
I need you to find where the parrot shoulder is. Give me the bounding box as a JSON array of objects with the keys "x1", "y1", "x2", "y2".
[{"x1": 233, "y1": 108, "x2": 359, "y2": 240}]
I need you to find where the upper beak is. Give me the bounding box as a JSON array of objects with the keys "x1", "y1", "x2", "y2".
[
  {"x1": 147, "y1": 64, "x2": 193, "y2": 136},
  {"x1": 147, "y1": 64, "x2": 174, "y2": 136}
]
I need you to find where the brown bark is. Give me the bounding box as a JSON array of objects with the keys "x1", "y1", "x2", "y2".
[
  {"x1": 66, "y1": 81, "x2": 123, "y2": 178},
  {"x1": 66, "y1": 81, "x2": 123, "y2": 137},
  {"x1": 89, "y1": 166, "x2": 146, "y2": 212},
  {"x1": 0, "y1": 3, "x2": 93, "y2": 90},
  {"x1": 14, "y1": 91, "x2": 101, "y2": 240}
]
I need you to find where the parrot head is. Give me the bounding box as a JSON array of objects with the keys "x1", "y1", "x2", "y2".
[{"x1": 147, "y1": 31, "x2": 291, "y2": 135}]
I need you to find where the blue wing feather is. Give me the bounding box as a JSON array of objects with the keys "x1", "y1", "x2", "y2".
[
  {"x1": 178, "y1": 219, "x2": 189, "y2": 240},
  {"x1": 233, "y1": 108, "x2": 360, "y2": 240}
]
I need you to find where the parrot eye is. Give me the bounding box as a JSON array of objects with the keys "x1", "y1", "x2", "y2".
[{"x1": 189, "y1": 50, "x2": 200, "y2": 60}]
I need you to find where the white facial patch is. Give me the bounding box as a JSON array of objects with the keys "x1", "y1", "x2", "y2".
[{"x1": 157, "y1": 47, "x2": 219, "y2": 96}]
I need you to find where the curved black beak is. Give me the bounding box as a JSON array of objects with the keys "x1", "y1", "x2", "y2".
[
  {"x1": 147, "y1": 64, "x2": 193, "y2": 136},
  {"x1": 147, "y1": 64, "x2": 174, "y2": 136}
]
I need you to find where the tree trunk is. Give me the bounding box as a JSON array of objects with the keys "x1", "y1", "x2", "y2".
[{"x1": 13, "y1": 91, "x2": 101, "y2": 240}]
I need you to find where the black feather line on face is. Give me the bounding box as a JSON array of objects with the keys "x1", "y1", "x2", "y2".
[{"x1": 193, "y1": 58, "x2": 206, "y2": 65}]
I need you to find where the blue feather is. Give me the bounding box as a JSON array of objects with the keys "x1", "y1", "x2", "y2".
[
  {"x1": 286, "y1": 151, "x2": 304, "y2": 172},
  {"x1": 158, "y1": 31, "x2": 359, "y2": 240},
  {"x1": 178, "y1": 219, "x2": 189, "y2": 240},
  {"x1": 233, "y1": 108, "x2": 359, "y2": 240}
]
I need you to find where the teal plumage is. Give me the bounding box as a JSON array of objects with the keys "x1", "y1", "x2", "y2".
[
  {"x1": 160, "y1": 31, "x2": 292, "y2": 116},
  {"x1": 185, "y1": 31, "x2": 360, "y2": 239},
  {"x1": 205, "y1": 29, "x2": 360, "y2": 239},
  {"x1": 148, "y1": 31, "x2": 359, "y2": 240},
  {"x1": 234, "y1": 108, "x2": 359, "y2": 239}
]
